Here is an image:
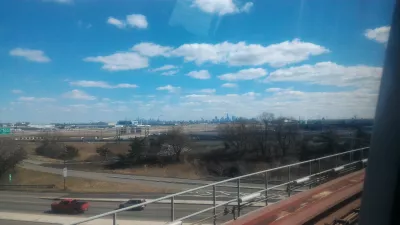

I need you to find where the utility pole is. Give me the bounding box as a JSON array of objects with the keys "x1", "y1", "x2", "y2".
[{"x1": 63, "y1": 144, "x2": 67, "y2": 191}]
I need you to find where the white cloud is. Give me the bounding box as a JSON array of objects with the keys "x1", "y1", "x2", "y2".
[
  {"x1": 126, "y1": 14, "x2": 148, "y2": 29},
  {"x1": 199, "y1": 89, "x2": 216, "y2": 94},
  {"x1": 83, "y1": 52, "x2": 148, "y2": 71},
  {"x1": 221, "y1": 83, "x2": 237, "y2": 88},
  {"x1": 18, "y1": 96, "x2": 56, "y2": 102},
  {"x1": 132, "y1": 42, "x2": 172, "y2": 57},
  {"x1": 161, "y1": 70, "x2": 179, "y2": 76},
  {"x1": 107, "y1": 17, "x2": 125, "y2": 29},
  {"x1": 266, "y1": 88, "x2": 304, "y2": 96},
  {"x1": 151, "y1": 65, "x2": 178, "y2": 72},
  {"x1": 177, "y1": 87, "x2": 378, "y2": 119},
  {"x1": 266, "y1": 87, "x2": 287, "y2": 92},
  {"x1": 242, "y1": 92, "x2": 259, "y2": 97},
  {"x1": 218, "y1": 68, "x2": 267, "y2": 81},
  {"x1": 186, "y1": 70, "x2": 211, "y2": 80},
  {"x1": 107, "y1": 14, "x2": 148, "y2": 29},
  {"x1": 171, "y1": 39, "x2": 328, "y2": 67},
  {"x1": 42, "y1": 0, "x2": 73, "y2": 4},
  {"x1": 156, "y1": 85, "x2": 181, "y2": 93},
  {"x1": 241, "y1": 2, "x2": 253, "y2": 13},
  {"x1": 364, "y1": 26, "x2": 390, "y2": 44},
  {"x1": 87, "y1": 39, "x2": 327, "y2": 71},
  {"x1": 5, "y1": 88, "x2": 379, "y2": 121},
  {"x1": 70, "y1": 80, "x2": 138, "y2": 89},
  {"x1": 11, "y1": 89, "x2": 23, "y2": 94},
  {"x1": 78, "y1": 20, "x2": 92, "y2": 29},
  {"x1": 63, "y1": 89, "x2": 96, "y2": 100},
  {"x1": 192, "y1": 0, "x2": 253, "y2": 15},
  {"x1": 10, "y1": 48, "x2": 51, "y2": 63},
  {"x1": 115, "y1": 83, "x2": 139, "y2": 88},
  {"x1": 266, "y1": 62, "x2": 382, "y2": 90}
]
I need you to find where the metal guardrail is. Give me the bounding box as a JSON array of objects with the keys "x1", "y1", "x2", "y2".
[
  {"x1": 0, "y1": 184, "x2": 56, "y2": 189},
  {"x1": 68, "y1": 147, "x2": 369, "y2": 225}
]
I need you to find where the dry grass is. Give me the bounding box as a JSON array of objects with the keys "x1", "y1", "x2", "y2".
[
  {"x1": 9, "y1": 167, "x2": 173, "y2": 193},
  {"x1": 20, "y1": 141, "x2": 130, "y2": 162},
  {"x1": 109, "y1": 163, "x2": 203, "y2": 180}
]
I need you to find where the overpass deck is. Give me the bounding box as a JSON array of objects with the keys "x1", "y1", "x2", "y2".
[{"x1": 224, "y1": 169, "x2": 364, "y2": 225}]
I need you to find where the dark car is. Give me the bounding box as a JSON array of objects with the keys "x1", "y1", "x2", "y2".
[{"x1": 118, "y1": 199, "x2": 146, "y2": 210}]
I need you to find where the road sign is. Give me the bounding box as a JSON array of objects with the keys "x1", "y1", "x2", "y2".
[
  {"x1": 63, "y1": 167, "x2": 67, "y2": 178},
  {"x1": 0, "y1": 128, "x2": 10, "y2": 135}
]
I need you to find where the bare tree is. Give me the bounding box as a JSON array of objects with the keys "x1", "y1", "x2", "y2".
[
  {"x1": 161, "y1": 127, "x2": 190, "y2": 161},
  {"x1": 0, "y1": 139, "x2": 27, "y2": 178},
  {"x1": 253, "y1": 112, "x2": 275, "y2": 157},
  {"x1": 273, "y1": 117, "x2": 298, "y2": 157},
  {"x1": 217, "y1": 121, "x2": 253, "y2": 156},
  {"x1": 128, "y1": 137, "x2": 146, "y2": 163}
]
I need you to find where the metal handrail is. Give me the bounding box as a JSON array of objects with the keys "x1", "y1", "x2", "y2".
[{"x1": 68, "y1": 147, "x2": 369, "y2": 225}]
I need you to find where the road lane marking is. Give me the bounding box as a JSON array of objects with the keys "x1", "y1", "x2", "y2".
[{"x1": 0, "y1": 212, "x2": 208, "y2": 225}]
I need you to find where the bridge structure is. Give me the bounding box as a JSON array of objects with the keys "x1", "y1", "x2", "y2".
[{"x1": 65, "y1": 147, "x2": 369, "y2": 225}]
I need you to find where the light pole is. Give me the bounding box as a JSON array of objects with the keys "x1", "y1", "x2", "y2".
[{"x1": 63, "y1": 144, "x2": 67, "y2": 191}]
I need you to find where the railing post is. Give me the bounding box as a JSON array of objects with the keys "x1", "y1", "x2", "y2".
[
  {"x1": 309, "y1": 161, "x2": 312, "y2": 189},
  {"x1": 112, "y1": 213, "x2": 117, "y2": 225},
  {"x1": 351, "y1": 151, "x2": 354, "y2": 162},
  {"x1": 237, "y1": 178, "x2": 241, "y2": 217},
  {"x1": 213, "y1": 185, "x2": 216, "y2": 225},
  {"x1": 318, "y1": 159, "x2": 321, "y2": 185},
  {"x1": 171, "y1": 196, "x2": 175, "y2": 221},
  {"x1": 264, "y1": 172, "x2": 268, "y2": 206},
  {"x1": 335, "y1": 155, "x2": 338, "y2": 167},
  {"x1": 287, "y1": 166, "x2": 291, "y2": 197}
]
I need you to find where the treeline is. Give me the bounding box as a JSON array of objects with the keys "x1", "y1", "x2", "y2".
[
  {"x1": 215, "y1": 112, "x2": 371, "y2": 162},
  {"x1": 100, "y1": 112, "x2": 371, "y2": 171},
  {"x1": 99, "y1": 127, "x2": 192, "y2": 168}
]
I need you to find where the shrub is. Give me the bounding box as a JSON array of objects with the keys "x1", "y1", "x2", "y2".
[{"x1": 35, "y1": 140, "x2": 79, "y2": 160}]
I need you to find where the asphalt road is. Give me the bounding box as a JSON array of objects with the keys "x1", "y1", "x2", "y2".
[
  {"x1": 0, "y1": 220, "x2": 56, "y2": 225},
  {"x1": 0, "y1": 191, "x2": 260, "y2": 224}
]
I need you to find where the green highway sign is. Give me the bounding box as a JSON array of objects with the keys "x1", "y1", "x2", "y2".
[{"x1": 0, "y1": 128, "x2": 11, "y2": 135}]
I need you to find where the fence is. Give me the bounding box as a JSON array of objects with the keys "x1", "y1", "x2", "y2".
[{"x1": 68, "y1": 147, "x2": 369, "y2": 225}]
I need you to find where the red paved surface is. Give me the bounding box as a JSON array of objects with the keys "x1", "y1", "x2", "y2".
[{"x1": 224, "y1": 170, "x2": 365, "y2": 225}]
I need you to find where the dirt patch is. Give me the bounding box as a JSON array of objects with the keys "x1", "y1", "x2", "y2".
[{"x1": 5, "y1": 167, "x2": 173, "y2": 193}]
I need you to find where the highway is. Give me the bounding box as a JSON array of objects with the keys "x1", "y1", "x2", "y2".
[{"x1": 0, "y1": 191, "x2": 261, "y2": 224}]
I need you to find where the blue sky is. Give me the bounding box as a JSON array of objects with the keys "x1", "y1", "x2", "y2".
[{"x1": 0, "y1": 0, "x2": 395, "y2": 123}]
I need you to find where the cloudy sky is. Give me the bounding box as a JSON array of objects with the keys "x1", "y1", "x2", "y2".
[{"x1": 0, "y1": 0, "x2": 395, "y2": 123}]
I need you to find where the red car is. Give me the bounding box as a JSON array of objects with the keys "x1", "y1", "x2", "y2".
[{"x1": 51, "y1": 199, "x2": 89, "y2": 214}]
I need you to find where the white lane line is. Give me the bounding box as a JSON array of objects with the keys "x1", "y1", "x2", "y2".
[
  {"x1": 0, "y1": 212, "x2": 207, "y2": 225},
  {"x1": 0, "y1": 199, "x2": 50, "y2": 205}
]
